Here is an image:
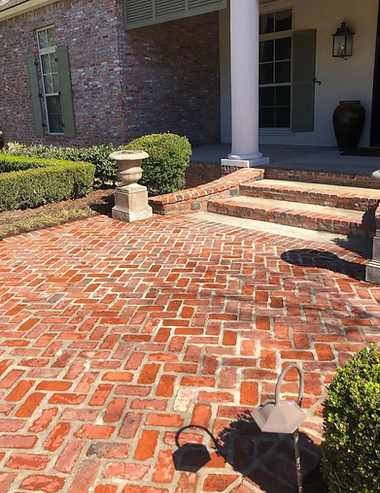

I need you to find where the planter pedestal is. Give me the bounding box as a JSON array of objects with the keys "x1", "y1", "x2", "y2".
[
  {"x1": 109, "y1": 150, "x2": 152, "y2": 223},
  {"x1": 366, "y1": 230, "x2": 380, "y2": 284}
]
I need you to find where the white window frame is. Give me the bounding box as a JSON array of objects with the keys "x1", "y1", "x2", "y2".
[
  {"x1": 36, "y1": 25, "x2": 63, "y2": 135},
  {"x1": 259, "y1": 9, "x2": 293, "y2": 131}
]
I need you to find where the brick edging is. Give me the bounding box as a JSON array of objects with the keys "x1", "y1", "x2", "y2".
[
  {"x1": 149, "y1": 168, "x2": 264, "y2": 215},
  {"x1": 264, "y1": 168, "x2": 380, "y2": 189}
]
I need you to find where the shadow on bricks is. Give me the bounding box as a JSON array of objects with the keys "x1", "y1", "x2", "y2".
[
  {"x1": 281, "y1": 249, "x2": 366, "y2": 281},
  {"x1": 173, "y1": 411, "x2": 321, "y2": 492}
]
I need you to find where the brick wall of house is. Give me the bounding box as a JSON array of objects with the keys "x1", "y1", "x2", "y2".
[
  {"x1": 0, "y1": 0, "x2": 220, "y2": 148},
  {"x1": 119, "y1": 13, "x2": 221, "y2": 145}
]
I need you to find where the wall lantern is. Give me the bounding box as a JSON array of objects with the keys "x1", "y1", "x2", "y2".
[{"x1": 332, "y1": 21, "x2": 355, "y2": 58}]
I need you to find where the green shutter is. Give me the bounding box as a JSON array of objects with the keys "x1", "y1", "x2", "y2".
[
  {"x1": 124, "y1": 0, "x2": 227, "y2": 30},
  {"x1": 56, "y1": 45, "x2": 76, "y2": 138},
  {"x1": 291, "y1": 29, "x2": 317, "y2": 133},
  {"x1": 26, "y1": 54, "x2": 44, "y2": 137}
]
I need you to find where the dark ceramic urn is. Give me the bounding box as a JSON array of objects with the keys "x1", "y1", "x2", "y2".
[{"x1": 333, "y1": 100, "x2": 365, "y2": 152}]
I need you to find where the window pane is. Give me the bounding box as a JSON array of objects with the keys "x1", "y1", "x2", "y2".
[
  {"x1": 38, "y1": 29, "x2": 49, "y2": 49},
  {"x1": 41, "y1": 53, "x2": 51, "y2": 75},
  {"x1": 275, "y1": 106, "x2": 291, "y2": 127},
  {"x1": 260, "y1": 63, "x2": 274, "y2": 84},
  {"x1": 260, "y1": 107, "x2": 275, "y2": 128},
  {"x1": 260, "y1": 13, "x2": 274, "y2": 35},
  {"x1": 46, "y1": 96, "x2": 63, "y2": 133},
  {"x1": 49, "y1": 52, "x2": 58, "y2": 73},
  {"x1": 275, "y1": 85, "x2": 291, "y2": 106},
  {"x1": 260, "y1": 87, "x2": 275, "y2": 107},
  {"x1": 275, "y1": 61, "x2": 291, "y2": 83},
  {"x1": 259, "y1": 40, "x2": 274, "y2": 63},
  {"x1": 275, "y1": 37, "x2": 291, "y2": 61},
  {"x1": 44, "y1": 75, "x2": 54, "y2": 94},
  {"x1": 47, "y1": 27, "x2": 55, "y2": 47},
  {"x1": 275, "y1": 10, "x2": 292, "y2": 32}
]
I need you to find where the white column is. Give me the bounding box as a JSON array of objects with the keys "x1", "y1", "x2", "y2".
[{"x1": 221, "y1": 0, "x2": 269, "y2": 168}]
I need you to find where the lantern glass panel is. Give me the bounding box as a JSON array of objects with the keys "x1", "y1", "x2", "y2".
[
  {"x1": 345, "y1": 35, "x2": 353, "y2": 56},
  {"x1": 333, "y1": 34, "x2": 346, "y2": 57}
]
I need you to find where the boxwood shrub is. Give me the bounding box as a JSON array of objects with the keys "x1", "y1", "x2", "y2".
[
  {"x1": 0, "y1": 155, "x2": 94, "y2": 212},
  {"x1": 321, "y1": 345, "x2": 380, "y2": 493},
  {"x1": 4, "y1": 142, "x2": 117, "y2": 185},
  {"x1": 122, "y1": 133, "x2": 192, "y2": 195}
]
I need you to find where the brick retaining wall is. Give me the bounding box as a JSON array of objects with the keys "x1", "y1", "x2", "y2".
[{"x1": 149, "y1": 168, "x2": 264, "y2": 215}]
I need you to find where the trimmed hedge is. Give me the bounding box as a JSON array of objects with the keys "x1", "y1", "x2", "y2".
[
  {"x1": 123, "y1": 133, "x2": 192, "y2": 195},
  {"x1": 0, "y1": 155, "x2": 94, "y2": 212},
  {"x1": 4, "y1": 142, "x2": 117, "y2": 185},
  {"x1": 321, "y1": 345, "x2": 380, "y2": 493},
  {"x1": 4, "y1": 134, "x2": 192, "y2": 195}
]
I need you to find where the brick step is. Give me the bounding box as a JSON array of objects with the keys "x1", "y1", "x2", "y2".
[
  {"x1": 207, "y1": 195, "x2": 376, "y2": 237},
  {"x1": 240, "y1": 179, "x2": 380, "y2": 211}
]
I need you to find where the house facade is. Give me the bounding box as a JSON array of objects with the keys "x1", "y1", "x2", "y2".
[{"x1": 0, "y1": 0, "x2": 379, "y2": 164}]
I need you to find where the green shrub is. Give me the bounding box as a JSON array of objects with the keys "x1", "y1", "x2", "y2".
[
  {"x1": 4, "y1": 142, "x2": 117, "y2": 185},
  {"x1": 0, "y1": 155, "x2": 94, "y2": 211},
  {"x1": 122, "y1": 133, "x2": 192, "y2": 195},
  {"x1": 321, "y1": 345, "x2": 380, "y2": 493}
]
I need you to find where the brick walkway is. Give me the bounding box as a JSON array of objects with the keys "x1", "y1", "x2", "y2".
[{"x1": 0, "y1": 214, "x2": 379, "y2": 493}]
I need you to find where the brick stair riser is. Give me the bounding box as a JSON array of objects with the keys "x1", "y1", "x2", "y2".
[
  {"x1": 264, "y1": 168, "x2": 380, "y2": 189},
  {"x1": 207, "y1": 200, "x2": 373, "y2": 237},
  {"x1": 240, "y1": 184, "x2": 378, "y2": 211}
]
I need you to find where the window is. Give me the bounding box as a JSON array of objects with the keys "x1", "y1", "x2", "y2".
[
  {"x1": 37, "y1": 26, "x2": 63, "y2": 134},
  {"x1": 259, "y1": 10, "x2": 292, "y2": 129}
]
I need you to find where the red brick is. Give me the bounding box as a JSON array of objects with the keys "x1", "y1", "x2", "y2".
[
  {"x1": 36, "y1": 381, "x2": 72, "y2": 391},
  {"x1": 89, "y1": 384, "x2": 113, "y2": 406},
  {"x1": 191, "y1": 403, "x2": 212, "y2": 428},
  {"x1": 103, "y1": 462, "x2": 149, "y2": 480},
  {"x1": 0, "y1": 435, "x2": 37, "y2": 449},
  {"x1": 0, "y1": 473, "x2": 17, "y2": 492},
  {"x1": 152, "y1": 450, "x2": 175, "y2": 483},
  {"x1": 20, "y1": 475, "x2": 65, "y2": 492},
  {"x1": 0, "y1": 418, "x2": 26, "y2": 432},
  {"x1": 94, "y1": 486, "x2": 117, "y2": 493},
  {"x1": 5, "y1": 380, "x2": 34, "y2": 402},
  {"x1": 119, "y1": 412, "x2": 142, "y2": 439},
  {"x1": 156, "y1": 375, "x2": 175, "y2": 397},
  {"x1": 6, "y1": 453, "x2": 50, "y2": 471},
  {"x1": 146, "y1": 413, "x2": 184, "y2": 427},
  {"x1": 0, "y1": 369, "x2": 25, "y2": 389},
  {"x1": 134, "y1": 429, "x2": 159, "y2": 461},
  {"x1": 55, "y1": 441, "x2": 85, "y2": 473},
  {"x1": 75, "y1": 425, "x2": 115, "y2": 439},
  {"x1": 181, "y1": 376, "x2": 215, "y2": 387},
  {"x1": 138, "y1": 363, "x2": 160, "y2": 384},
  {"x1": 122, "y1": 487, "x2": 168, "y2": 493},
  {"x1": 240, "y1": 382, "x2": 258, "y2": 406},
  {"x1": 44, "y1": 423, "x2": 70, "y2": 451},
  {"x1": 16, "y1": 392, "x2": 45, "y2": 418},
  {"x1": 48, "y1": 393, "x2": 86, "y2": 405},
  {"x1": 67, "y1": 460, "x2": 100, "y2": 493},
  {"x1": 203, "y1": 474, "x2": 239, "y2": 492},
  {"x1": 29, "y1": 408, "x2": 58, "y2": 433}
]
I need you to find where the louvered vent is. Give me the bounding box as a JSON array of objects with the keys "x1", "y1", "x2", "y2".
[
  {"x1": 124, "y1": 0, "x2": 227, "y2": 30},
  {"x1": 189, "y1": 0, "x2": 224, "y2": 10},
  {"x1": 124, "y1": 0, "x2": 153, "y2": 25},
  {"x1": 156, "y1": 0, "x2": 186, "y2": 17}
]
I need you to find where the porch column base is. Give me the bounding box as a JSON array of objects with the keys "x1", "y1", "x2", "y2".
[
  {"x1": 366, "y1": 230, "x2": 380, "y2": 284},
  {"x1": 221, "y1": 156, "x2": 270, "y2": 170}
]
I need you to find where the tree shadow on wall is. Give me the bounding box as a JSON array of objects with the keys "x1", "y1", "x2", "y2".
[{"x1": 281, "y1": 248, "x2": 366, "y2": 281}]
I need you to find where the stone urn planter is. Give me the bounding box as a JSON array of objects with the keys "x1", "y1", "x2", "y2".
[
  {"x1": 332, "y1": 100, "x2": 365, "y2": 152},
  {"x1": 109, "y1": 150, "x2": 152, "y2": 223}
]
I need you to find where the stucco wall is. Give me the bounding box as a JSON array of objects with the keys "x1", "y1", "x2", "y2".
[
  {"x1": 220, "y1": 0, "x2": 379, "y2": 147},
  {"x1": 0, "y1": 0, "x2": 220, "y2": 147}
]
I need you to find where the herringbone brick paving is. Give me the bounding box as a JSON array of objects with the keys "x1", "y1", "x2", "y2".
[{"x1": 0, "y1": 214, "x2": 379, "y2": 493}]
